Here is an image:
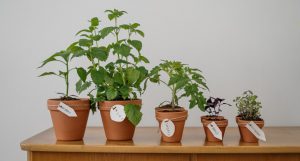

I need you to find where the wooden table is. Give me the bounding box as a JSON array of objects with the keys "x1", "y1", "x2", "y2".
[{"x1": 20, "y1": 127, "x2": 300, "y2": 161}]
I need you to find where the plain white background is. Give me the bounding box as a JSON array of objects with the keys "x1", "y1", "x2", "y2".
[{"x1": 1, "y1": 0, "x2": 300, "y2": 160}]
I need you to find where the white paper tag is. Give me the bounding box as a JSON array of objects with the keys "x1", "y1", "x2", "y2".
[
  {"x1": 207, "y1": 121, "x2": 223, "y2": 140},
  {"x1": 57, "y1": 102, "x2": 77, "y2": 117},
  {"x1": 161, "y1": 119, "x2": 175, "y2": 137},
  {"x1": 246, "y1": 121, "x2": 266, "y2": 142},
  {"x1": 110, "y1": 105, "x2": 126, "y2": 122}
]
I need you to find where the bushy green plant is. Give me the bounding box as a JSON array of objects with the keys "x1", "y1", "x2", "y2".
[
  {"x1": 149, "y1": 60, "x2": 208, "y2": 111},
  {"x1": 67, "y1": 9, "x2": 149, "y2": 125},
  {"x1": 233, "y1": 90, "x2": 262, "y2": 120},
  {"x1": 38, "y1": 45, "x2": 82, "y2": 100}
]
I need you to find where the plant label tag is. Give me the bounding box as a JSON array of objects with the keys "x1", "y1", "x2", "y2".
[
  {"x1": 110, "y1": 105, "x2": 126, "y2": 122},
  {"x1": 161, "y1": 119, "x2": 175, "y2": 137},
  {"x1": 207, "y1": 121, "x2": 223, "y2": 140},
  {"x1": 57, "y1": 102, "x2": 77, "y2": 117},
  {"x1": 246, "y1": 121, "x2": 266, "y2": 142}
]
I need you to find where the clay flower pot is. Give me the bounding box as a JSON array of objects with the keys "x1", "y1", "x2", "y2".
[
  {"x1": 237, "y1": 119, "x2": 264, "y2": 143},
  {"x1": 99, "y1": 99, "x2": 141, "y2": 141},
  {"x1": 201, "y1": 115, "x2": 224, "y2": 123},
  {"x1": 202, "y1": 118, "x2": 228, "y2": 142},
  {"x1": 155, "y1": 108, "x2": 188, "y2": 143},
  {"x1": 47, "y1": 99, "x2": 90, "y2": 141}
]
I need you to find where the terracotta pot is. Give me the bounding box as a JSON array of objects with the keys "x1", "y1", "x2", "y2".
[
  {"x1": 47, "y1": 99, "x2": 90, "y2": 141},
  {"x1": 201, "y1": 115, "x2": 224, "y2": 123},
  {"x1": 238, "y1": 119, "x2": 264, "y2": 143},
  {"x1": 155, "y1": 108, "x2": 188, "y2": 143},
  {"x1": 235, "y1": 115, "x2": 242, "y2": 123},
  {"x1": 202, "y1": 119, "x2": 228, "y2": 142},
  {"x1": 99, "y1": 99, "x2": 142, "y2": 141}
]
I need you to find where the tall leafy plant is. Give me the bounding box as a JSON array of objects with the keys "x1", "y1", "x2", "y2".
[
  {"x1": 69, "y1": 9, "x2": 149, "y2": 125},
  {"x1": 149, "y1": 60, "x2": 208, "y2": 111},
  {"x1": 38, "y1": 45, "x2": 80, "y2": 100}
]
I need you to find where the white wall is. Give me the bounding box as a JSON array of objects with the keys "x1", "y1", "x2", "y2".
[{"x1": 1, "y1": 0, "x2": 300, "y2": 160}]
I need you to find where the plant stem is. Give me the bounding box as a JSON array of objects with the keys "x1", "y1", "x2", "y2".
[
  {"x1": 65, "y1": 61, "x2": 69, "y2": 97},
  {"x1": 171, "y1": 85, "x2": 176, "y2": 109}
]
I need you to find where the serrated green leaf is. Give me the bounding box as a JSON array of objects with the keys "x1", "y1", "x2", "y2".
[
  {"x1": 116, "y1": 44, "x2": 131, "y2": 57},
  {"x1": 128, "y1": 40, "x2": 142, "y2": 52},
  {"x1": 114, "y1": 72, "x2": 124, "y2": 84},
  {"x1": 79, "y1": 39, "x2": 93, "y2": 47},
  {"x1": 131, "y1": 23, "x2": 140, "y2": 28},
  {"x1": 106, "y1": 87, "x2": 118, "y2": 100},
  {"x1": 126, "y1": 67, "x2": 140, "y2": 85},
  {"x1": 124, "y1": 104, "x2": 142, "y2": 126},
  {"x1": 91, "y1": 17, "x2": 99, "y2": 26},
  {"x1": 168, "y1": 74, "x2": 181, "y2": 85},
  {"x1": 90, "y1": 47, "x2": 108, "y2": 61},
  {"x1": 76, "y1": 80, "x2": 91, "y2": 94},
  {"x1": 77, "y1": 67, "x2": 87, "y2": 82},
  {"x1": 119, "y1": 85, "x2": 130, "y2": 99},
  {"x1": 91, "y1": 68, "x2": 106, "y2": 84},
  {"x1": 100, "y1": 27, "x2": 115, "y2": 39}
]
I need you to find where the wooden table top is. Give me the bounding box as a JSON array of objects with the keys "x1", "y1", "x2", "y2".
[{"x1": 20, "y1": 127, "x2": 300, "y2": 154}]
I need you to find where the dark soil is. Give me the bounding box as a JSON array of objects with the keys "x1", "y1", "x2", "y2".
[{"x1": 157, "y1": 104, "x2": 185, "y2": 112}]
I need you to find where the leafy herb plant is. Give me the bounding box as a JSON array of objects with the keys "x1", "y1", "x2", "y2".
[
  {"x1": 68, "y1": 9, "x2": 149, "y2": 125},
  {"x1": 38, "y1": 45, "x2": 79, "y2": 100},
  {"x1": 233, "y1": 90, "x2": 262, "y2": 120},
  {"x1": 149, "y1": 60, "x2": 208, "y2": 111},
  {"x1": 205, "y1": 97, "x2": 231, "y2": 118}
]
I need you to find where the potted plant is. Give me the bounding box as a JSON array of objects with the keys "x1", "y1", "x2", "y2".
[
  {"x1": 201, "y1": 97, "x2": 231, "y2": 142},
  {"x1": 233, "y1": 90, "x2": 264, "y2": 143},
  {"x1": 72, "y1": 9, "x2": 149, "y2": 140},
  {"x1": 149, "y1": 60, "x2": 208, "y2": 142},
  {"x1": 38, "y1": 46, "x2": 90, "y2": 141}
]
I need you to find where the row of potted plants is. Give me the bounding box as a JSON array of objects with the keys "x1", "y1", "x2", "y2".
[{"x1": 39, "y1": 9, "x2": 264, "y2": 143}]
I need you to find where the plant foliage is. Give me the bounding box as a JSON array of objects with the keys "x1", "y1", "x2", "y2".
[
  {"x1": 149, "y1": 60, "x2": 208, "y2": 110},
  {"x1": 233, "y1": 90, "x2": 262, "y2": 120},
  {"x1": 205, "y1": 97, "x2": 231, "y2": 116}
]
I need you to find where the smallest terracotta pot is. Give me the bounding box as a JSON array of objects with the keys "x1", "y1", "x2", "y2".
[
  {"x1": 238, "y1": 119, "x2": 264, "y2": 143},
  {"x1": 202, "y1": 118, "x2": 228, "y2": 142}
]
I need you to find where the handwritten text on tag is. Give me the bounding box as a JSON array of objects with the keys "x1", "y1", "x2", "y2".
[
  {"x1": 207, "y1": 121, "x2": 223, "y2": 140},
  {"x1": 246, "y1": 121, "x2": 266, "y2": 142},
  {"x1": 110, "y1": 105, "x2": 126, "y2": 122},
  {"x1": 57, "y1": 102, "x2": 77, "y2": 117},
  {"x1": 161, "y1": 119, "x2": 175, "y2": 137}
]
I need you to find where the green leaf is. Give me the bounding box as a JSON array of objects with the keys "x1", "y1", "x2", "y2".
[
  {"x1": 126, "y1": 67, "x2": 140, "y2": 85},
  {"x1": 76, "y1": 29, "x2": 91, "y2": 36},
  {"x1": 128, "y1": 40, "x2": 142, "y2": 52},
  {"x1": 136, "y1": 30, "x2": 144, "y2": 37},
  {"x1": 131, "y1": 23, "x2": 140, "y2": 28},
  {"x1": 91, "y1": 68, "x2": 106, "y2": 85},
  {"x1": 124, "y1": 104, "x2": 142, "y2": 126},
  {"x1": 90, "y1": 47, "x2": 108, "y2": 61},
  {"x1": 119, "y1": 85, "x2": 130, "y2": 99},
  {"x1": 120, "y1": 24, "x2": 130, "y2": 30},
  {"x1": 168, "y1": 75, "x2": 181, "y2": 85},
  {"x1": 38, "y1": 72, "x2": 57, "y2": 77},
  {"x1": 114, "y1": 72, "x2": 124, "y2": 84},
  {"x1": 100, "y1": 27, "x2": 115, "y2": 39},
  {"x1": 79, "y1": 39, "x2": 93, "y2": 47},
  {"x1": 139, "y1": 55, "x2": 149, "y2": 63},
  {"x1": 106, "y1": 87, "x2": 118, "y2": 100},
  {"x1": 91, "y1": 17, "x2": 99, "y2": 26},
  {"x1": 116, "y1": 44, "x2": 131, "y2": 57},
  {"x1": 77, "y1": 67, "x2": 87, "y2": 82},
  {"x1": 76, "y1": 80, "x2": 91, "y2": 94}
]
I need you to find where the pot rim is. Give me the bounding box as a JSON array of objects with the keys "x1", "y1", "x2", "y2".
[
  {"x1": 155, "y1": 110, "x2": 188, "y2": 122},
  {"x1": 47, "y1": 98, "x2": 90, "y2": 111},
  {"x1": 98, "y1": 99, "x2": 142, "y2": 111},
  {"x1": 202, "y1": 119, "x2": 228, "y2": 127},
  {"x1": 237, "y1": 119, "x2": 265, "y2": 126}
]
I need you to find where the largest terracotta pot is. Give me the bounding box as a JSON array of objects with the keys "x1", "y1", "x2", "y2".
[
  {"x1": 155, "y1": 108, "x2": 188, "y2": 143},
  {"x1": 47, "y1": 98, "x2": 90, "y2": 141},
  {"x1": 99, "y1": 99, "x2": 142, "y2": 141}
]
